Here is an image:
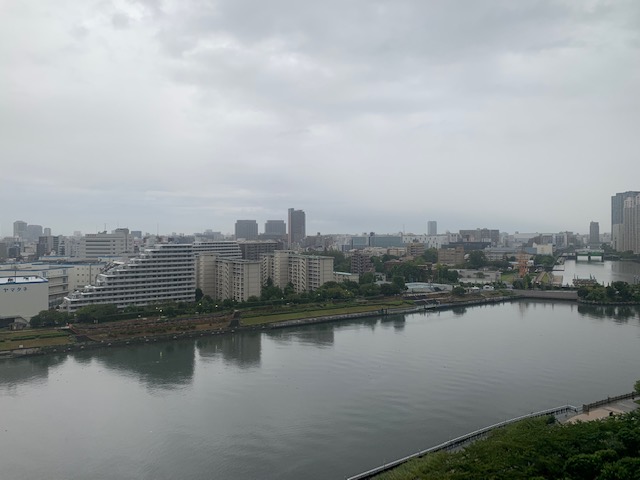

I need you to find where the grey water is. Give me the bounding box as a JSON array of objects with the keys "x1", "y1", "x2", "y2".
[
  {"x1": 557, "y1": 259, "x2": 640, "y2": 286},
  {"x1": 1, "y1": 300, "x2": 640, "y2": 480}
]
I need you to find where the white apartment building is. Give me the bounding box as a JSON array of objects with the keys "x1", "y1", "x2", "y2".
[
  {"x1": 60, "y1": 241, "x2": 246, "y2": 313},
  {"x1": 261, "y1": 251, "x2": 334, "y2": 293},
  {"x1": 0, "y1": 276, "x2": 48, "y2": 321},
  {"x1": 61, "y1": 243, "x2": 196, "y2": 312}
]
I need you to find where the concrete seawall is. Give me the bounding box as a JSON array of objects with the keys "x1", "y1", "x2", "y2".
[{"x1": 511, "y1": 290, "x2": 578, "y2": 301}]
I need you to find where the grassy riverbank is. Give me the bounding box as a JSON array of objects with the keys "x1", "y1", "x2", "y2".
[{"x1": 372, "y1": 411, "x2": 640, "y2": 480}]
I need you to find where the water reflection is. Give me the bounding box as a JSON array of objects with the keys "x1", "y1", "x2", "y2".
[
  {"x1": 0, "y1": 354, "x2": 67, "y2": 392},
  {"x1": 76, "y1": 341, "x2": 196, "y2": 390},
  {"x1": 380, "y1": 314, "x2": 406, "y2": 331},
  {"x1": 577, "y1": 304, "x2": 640, "y2": 323},
  {"x1": 197, "y1": 332, "x2": 261, "y2": 368},
  {"x1": 266, "y1": 324, "x2": 336, "y2": 347}
]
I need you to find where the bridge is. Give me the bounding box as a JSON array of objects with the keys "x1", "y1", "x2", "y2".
[{"x1": 575, "y1": 249, "x2": 604, "y2": 262}]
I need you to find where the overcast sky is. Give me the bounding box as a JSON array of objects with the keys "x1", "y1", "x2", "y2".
[{"x1": 1, "y1": 1, "x2": 639, "y2": 237}]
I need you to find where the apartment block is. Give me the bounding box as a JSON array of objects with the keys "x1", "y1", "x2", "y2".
[{"x1": 261, "y1": 251, "x2": 333, "y2": 293}]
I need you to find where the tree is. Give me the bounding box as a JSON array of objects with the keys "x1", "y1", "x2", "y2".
[
  {"x1": 422, "y1": 248, "x2": 438, "y2": 263},
  {"x1": 195, "y1": 288, "x2": 204, "y2": 302},
  {"x1": 30, "y1": 309, "x2": 71, "y2": 327},
  {"x1": 391, "y1": 275, "x2": 406, "y2": 292},
  {"x1": 467, "y1": 250, "x2": 488, "y2": 269},
  {"x1": 635, "y1": 380, "x2": 640, "y2": 395},
  {"x1": 359, "y1": 272, "x2": 375, "y2": 285},
  {"x1": 452, "y1": 286, "x2": 466, "y2": 296}
]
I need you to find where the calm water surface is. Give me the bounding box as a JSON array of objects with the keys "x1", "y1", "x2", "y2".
[
  {"x1": 1, "y1": 301, "x2": 640, "y2": 479},
  {"x1": 557, "y1": 259, "x2": 640, "y2": 286}
]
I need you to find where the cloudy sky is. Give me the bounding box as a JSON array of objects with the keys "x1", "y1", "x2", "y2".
[{"x1": 1, "y1": 0, "x2": 639, "y2": 237}]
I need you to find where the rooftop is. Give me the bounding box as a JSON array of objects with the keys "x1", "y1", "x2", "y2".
[{"x1": 0, "y1": 275, "x2": 48, "y2": 285}]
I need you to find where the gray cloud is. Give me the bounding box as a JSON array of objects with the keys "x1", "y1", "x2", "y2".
[{"x1": 1, "y1": 0, "x2": 639, "y2": 236}]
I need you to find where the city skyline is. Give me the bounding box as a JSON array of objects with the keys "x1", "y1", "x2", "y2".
[{"x1": 2, "y1": 2, "x2": 639, "y2": 236}]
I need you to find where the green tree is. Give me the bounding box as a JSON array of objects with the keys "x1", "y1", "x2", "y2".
[
  {"x1": 467, "y1": 250, "x2": 488, "y2": 269},
  {"x1": 422, "y1": 248, "x2": 438, "y2": 263}
]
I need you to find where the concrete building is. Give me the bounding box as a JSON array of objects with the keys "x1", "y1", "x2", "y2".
[
  {"x1": 192, "y1": 241, "x2": 242, "y2": 259},
  {"x1": 0, "y1": 275, "x2": 48, "y2": 321},
  {"x1": 427, "y1": 221, "x2": 437, "y2": 236},
  {"x1": 261, "y1": 251, "x2": 333, "y2": 293},
  {"x1": 264, "y1": 220, "x2": 286, "y2": 236},
  {"x1": 235, "y1": 220, "x2": 259, "y2": 241},
  {"x1": 459, "y1": 228, "x2": 500, "y2": 246},
  {"x1": 589, "y1": 221, "x2": 600, "y2": 246},
  {"x1": 437, "y1": 246, "x2": 465, "y2": 266},
  {"x1": 612, "y1": 191, "x2": 640, "y2": 251},
  {"x1": 197, "y1": 254, "x2": 261, "y2": 302},
  {"x1": 76, "y1": 229, "x2": 133, "y2": 258},
  {"x1": 13, "y1": 221, "x2": 27, "y2": 240},
  {"x1": 287, "y1": 208, "x2": 306, "y2": 247},
  {"x1": 406, "y1": 242, "x2": 425, "y2": 258},
  {"x1": 622, "y1": 194, "x2": 640, "y2": 254},
  {"x1": 61, "y1": 243, "x2": 196, "y2": 312},
  {"x1": 238, "y1": 240, "x2": 278, "y2": 260},
  {"x1": 26, "y1": 225, "x2": 43, "y2": 242},
  {"x1": 350, "y1": 251, "x2": 375, "y2": 274}
]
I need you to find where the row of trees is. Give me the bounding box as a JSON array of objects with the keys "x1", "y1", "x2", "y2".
[{"x1": 578, "y1": 281, "x2": 640, "y2": 303}]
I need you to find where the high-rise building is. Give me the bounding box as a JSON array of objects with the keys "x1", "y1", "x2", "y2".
[
  {"x1": 611, "y1": 191, "x2": 640, "y2": 251},
  {"x1": 264, "y1": 220, "x2": 286, "y2": 236},
  {"x1": 287, "y1": 208, "x2": 306, "y2": 247},
  {"x1": 621, "y1": 194, "x2": 640, "y2": 254},
  {"x1": 427, "y1": 221, "x2": 437, "y2": 236},
  {"x1": 235, "y1": 220, "x2": 259, "y2": 240},
  {"x1": 13, "y1": 220, "x2": 27, "y2": 239},
  {"x1": 26, "y1": 224, "x2": 43, "y2": 242},
  {"x1": 589, "y1": 221, "x2": 600, "y2": 246}
]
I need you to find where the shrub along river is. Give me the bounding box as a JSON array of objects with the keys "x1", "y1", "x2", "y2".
[{"x1": 1, "y1": 298, "x2": 639, "y2": 479}]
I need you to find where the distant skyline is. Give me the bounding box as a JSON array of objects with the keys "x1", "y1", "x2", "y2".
[{"x1": 2, "y1": 1, "x2": 639, "y2": 236}]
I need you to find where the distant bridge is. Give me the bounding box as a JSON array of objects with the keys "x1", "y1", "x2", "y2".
[{"x1": 575, "y1": 249, "x2": 604, "y2": 262}]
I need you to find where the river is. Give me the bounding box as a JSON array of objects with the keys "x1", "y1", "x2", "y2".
[
  {"x1": 1, "y1": 300, "x2": 639, "y2": 479},
  {"x1": 555, "y1": 259, "x2": 640, "y2": 286}
]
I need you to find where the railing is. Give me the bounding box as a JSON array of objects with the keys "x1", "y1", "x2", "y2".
[
  {"x1": 583, "y1": 392, "x2": 636, "y2": 413},
  {"x1": 346, "y1": 404, "x2": 580, "y2": 480}
]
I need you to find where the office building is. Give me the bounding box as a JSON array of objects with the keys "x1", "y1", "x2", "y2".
[
  {"x1": 612, "y1": 191, "x2": 640, "y2": 251},
  {"x1": 589, "y1": 221, "x2": 600, "y2": 246},
  {"x1": 437, "y1": 246, "x2": 465, "y2": 266},
  {"x1": 77, "y1": 229, "x2": 133, "y2": 258},
  {"x1": 26, "y1": 225, "x2": 43, "y2": 242},
  {"x1": 264, "y1": 220, "x2": 286, "y2": 236},
  {"x1": 427, "y1": 221, "x2": 437, "y2": 236},
  {"x1": 13, "y1": 221, "x2": 27, "y2": 239},
  {"x1": 287, "y1": 208, "x2": 306, "y2": 247},
  {"x1": 235, "y1": 220, "x2": 259, "y2": 240}
]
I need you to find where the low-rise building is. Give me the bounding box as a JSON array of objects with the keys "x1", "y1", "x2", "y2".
[
  {"x1": 437, "y1": 246, "x2": 465, "y2": 266},
  {"x1": 0, "y1": 276, "x2": 48, "y2": 321}
]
